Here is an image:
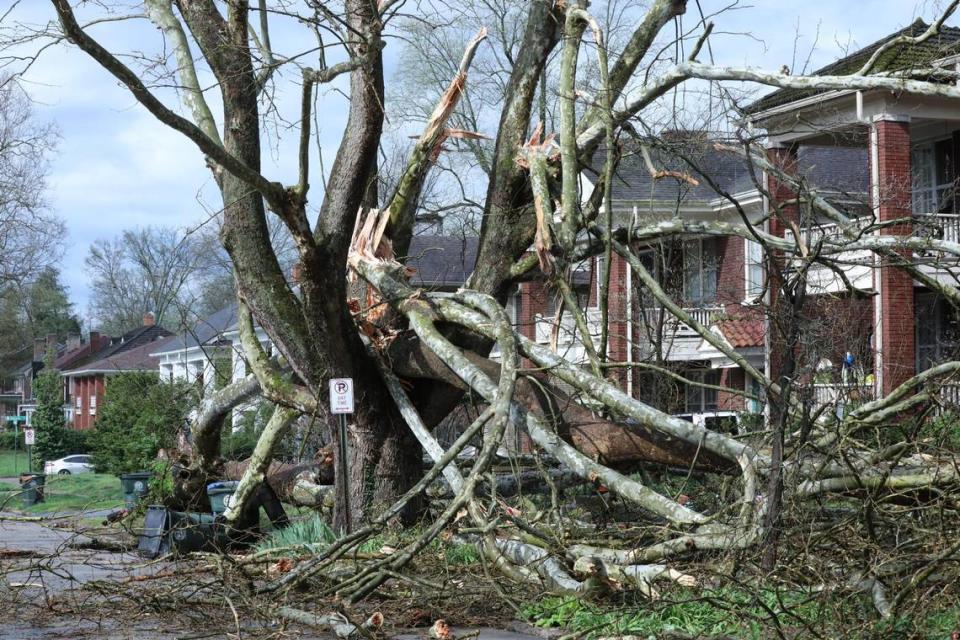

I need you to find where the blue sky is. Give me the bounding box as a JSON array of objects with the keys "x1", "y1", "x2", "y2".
[{"x1": 6, "y1": 0, "x2": 951, "y2": 321}]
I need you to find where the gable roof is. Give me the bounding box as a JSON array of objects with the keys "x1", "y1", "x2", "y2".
[
  {"x1": 152, "y1": 304, "x2": 239, "y2": 355},
  {"x1": 600, "y1": 139, "x2": 869, "y2": 205},
  {"x1": 746, "y1": 19, "x2": 960, "y2": 115},
  {"x1": 406, "y1": 235, "x2": 478, "y2": 287},
  {"x1": 60, "y1": 325, "x2": 173, "y2": 373},
  {"x1": 64, "y1": 335, "x2": 177, "y2": 376}
]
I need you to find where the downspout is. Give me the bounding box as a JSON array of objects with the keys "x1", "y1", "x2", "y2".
[
  {"x1": 626, "y1": 205, "x2": 638, "y2": 397},
  {"x1": 761, "y1": 170, "x2": 771, "y2": 424},
  {"x1": 870, "y1": 120, "x2": 883, "y2": 397}
]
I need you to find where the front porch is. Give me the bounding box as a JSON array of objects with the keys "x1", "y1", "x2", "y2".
[{"x1": 752, "y1": 78, "x2": 960, "y2": 397}]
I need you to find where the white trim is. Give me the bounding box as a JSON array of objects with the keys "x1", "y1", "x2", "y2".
[
  {"x1": 743, "y1": 237, "x2": 764, "y2": 303},
  {"x1": 871, "y1": 113, "x2": 911, "y2": 124},
  {"x1": 746, "y1": 89, "x2": 855, "y2": 123},
  {"x1": 870, "y1": 121, "x2": 883, "y2": 396}
]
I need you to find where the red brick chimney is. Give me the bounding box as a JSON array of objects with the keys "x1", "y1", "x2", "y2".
[{"x1": 143, "y1": 312, "x2": 156, "y2": 327}]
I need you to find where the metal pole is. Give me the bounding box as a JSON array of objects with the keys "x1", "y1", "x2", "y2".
[
  {"x1": 13, "y1": 421, "x2": 19, "y2": 474},
  {"x1": 338, "y1": 413, "x2": 351, "y2": 534}
]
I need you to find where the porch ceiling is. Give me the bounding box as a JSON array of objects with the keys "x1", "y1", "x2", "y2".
[{"x1": 754, "y1": 90, "x2": 960, "y2": 146}]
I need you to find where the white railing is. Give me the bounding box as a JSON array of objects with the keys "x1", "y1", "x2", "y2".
[
  {"x1": 636, "y1": 306, "x2": 722, "y2": 336},
  {"x1": 938, "y1": 383, "x2": 960, "y2": 411},
  {"x1": 810, "y1": 383, "x2": 874, "y2": 408},
  {"x1": 913, "y1": 213, "x2": 960, "y2": 245},
  {"x1": 535, "y1": 308, "x2": 603, "y2": 345}
]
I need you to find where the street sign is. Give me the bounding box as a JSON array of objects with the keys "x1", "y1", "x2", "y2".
[
  {"x1": 24, "y1": 429, "x2": 35, "y2": 446},
  {"x1": 329, "y1": 378, "x2": 355, "y2": 414},
  {"x1": 5, "y1": 415, "x2": 26, "y2": 423}
]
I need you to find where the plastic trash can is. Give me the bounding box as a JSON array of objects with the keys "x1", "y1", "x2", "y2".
[
  {"x1": 206, "y1": 481, "x2": 240, "y2": 516},
  {"x1": 120, "y1": 472, "x2": 154, "y2": 509},
  {"x1": 19, "y1": 473, "x2": 46, "y2": 507},
  {"x1": 167, "y1": 509, "x2": 219, "y2": 554}
]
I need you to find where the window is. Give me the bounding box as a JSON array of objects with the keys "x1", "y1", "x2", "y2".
[
  {"x1": 75, "y1": 396, "x2": 82, "y2": 409},
  {"x1": 912, "y1": 139, "x2": 956, "y2": 214},
  {"x1": 746, "y1": 376, "x2": 765, "y2": 415},
  {"x1": 916, "y1": 293, "x2": 959, "y2": 371},
  {"x1": 683, "y1": 240, "x2": 718, "y2": 306},
  {"x1": 685, "y1": 369, "x2": 720, "y2": 413},
  {"x1": 744, "y1": 239, "x2": 764, "y2": 301},
  {"x1": 89, "y1": 394, "x2": 97, "y2": 416}
]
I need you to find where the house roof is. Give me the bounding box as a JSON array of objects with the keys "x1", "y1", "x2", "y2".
[
  {"x1": 600, "y1": 139, "x2": 869, "y2": 206},
  {"x1": 406, "y1": 234, "x2": 479, "y2": 287},
  {"x1": 152, "y1": 304, "x2": 239, "y2": 355},
  {"x1": 60, "y1": 325, "x2": 173, "y2": 374},
  {"x1": 717, "y1": 309, "x2": 765, "y2": 349},
  {"x1": 746, "y1": 19, "x2": 960, "y2": 115},
  {"x1": 64, "y1": 335, "x2": 177, "y2": 376}
]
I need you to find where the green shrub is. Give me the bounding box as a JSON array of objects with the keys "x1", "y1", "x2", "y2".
[
  {"x1": 0, "y1": 430, "x2": 24, "y2": 450},
  {"x1": 921, "y1": 411, "x2": 960, "y2": 451},
  {"x1": 254, "y1": 512, "x2": 336, "y2": 553},
  {"x1": 87, "y1": 372, "x2": 193, "y2": 475},
  {"x1": 32, "y1": 349, "x2": 84, "y2": 466}
]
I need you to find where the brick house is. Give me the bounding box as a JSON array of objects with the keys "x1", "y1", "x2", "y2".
[
  {"x1": 745, "y1": 18, "x2": 960, "y2": 407},
  {"x1": 58, "y1": 315, "x2": 173, "y2": 429}
]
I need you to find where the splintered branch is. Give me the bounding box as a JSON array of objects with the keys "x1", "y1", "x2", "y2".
[{"x1": 377, "y1": 27, "x2": 489, "y2": 255}]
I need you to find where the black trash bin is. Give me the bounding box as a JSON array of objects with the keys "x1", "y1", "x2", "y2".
[
  {"x1": 20, "y1": 473, "x2": 46, "y2": 507},
  {"x1": 120, "y1": 472, "x2": 153, "y2": 509},
  {"x1": 206, "y1": 481, "x2": 240, "y2": 516},
  {"x1": 167, "y1": 510, "x2": 220, "y2": 554}
]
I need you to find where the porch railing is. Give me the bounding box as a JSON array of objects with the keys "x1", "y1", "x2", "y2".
[
  {"x1": 937, "y1": 382, "x2": 960, "y2": 413},
  {"x1": 809, "y1": 383, "x2": 874, "y2": 408}
]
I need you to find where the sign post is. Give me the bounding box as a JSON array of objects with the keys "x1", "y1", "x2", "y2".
[
  {"x1": 5, "y1": 416, "x2": 27, "y2": 474},
  {"x1": 24, "y1": 428, "x2": 35, "y2": 474},
  {"x1": 329, "y1": 378, "x2": 355, "y2": 534}
]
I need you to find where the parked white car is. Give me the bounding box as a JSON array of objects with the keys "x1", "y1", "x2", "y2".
[{"x1": 44, "y1": 454, "x2": 94, "y2": 475}]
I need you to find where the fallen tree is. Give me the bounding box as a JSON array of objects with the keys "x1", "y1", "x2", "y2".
[{"x1": 16, "y1": 0, "x2": 959, "y2": 623}]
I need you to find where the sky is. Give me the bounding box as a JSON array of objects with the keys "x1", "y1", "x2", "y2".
[{"x1": 3, "y1": 0, "x2": 953, "y2": 321}]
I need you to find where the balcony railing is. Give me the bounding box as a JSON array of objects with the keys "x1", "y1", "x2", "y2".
[
  {"x1": 912, "y1": 212, "x2": 960, "y2": 247},
  {"x1": 535, "y1": 308, "x2": 603, "y2": 345},
  {"x1": 636, "y1": 306, "x2": 722, "y2": 337},
  {"x1": 783, "y1": 214, "x2": 960, "y2": 250}
]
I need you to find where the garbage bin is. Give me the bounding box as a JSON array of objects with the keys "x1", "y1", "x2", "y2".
[
  {"x1": 206, "y1": 481, "x2": 240, "y2": 516},
  {"x1": 167, "y1": 509, "x2": 219, "y2": 554},
  {"x1": 120, "y1": 472, "x2": 154, "y2": 509},
  {"x1": 19, "y1": 473, "x2": 46, "y2": 507}
]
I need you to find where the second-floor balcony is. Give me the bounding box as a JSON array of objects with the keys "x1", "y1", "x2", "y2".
[
  {"x1": 636, "y1": 306, "x2": 723, "y2": 338},
  {"x1": 783, "y1": 213, "x2": 960, "y2": 292},
  {"x1": 535, "y1": 308, "x2": 603, "y2": 346}
]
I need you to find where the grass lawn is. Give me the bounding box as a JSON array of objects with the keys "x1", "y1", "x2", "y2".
[
  {"x1": 0, "y1": 448, "x2": 34, "y2": 476},
  {"x1": 0, "y1": 472, "x2": 122, "y2": 514}
]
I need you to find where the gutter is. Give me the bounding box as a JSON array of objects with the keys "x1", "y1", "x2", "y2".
[{"x1": 61, "y1": 368, "x2": 156, "y2": 377}]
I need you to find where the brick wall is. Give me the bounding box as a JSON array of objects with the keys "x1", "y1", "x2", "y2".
[
  {"x1": 716, "y1": 236, "x2": 745, "y2": 305},
  {"x1": 718, "y1": 368, "x2": 745, "y2": 411},
  {"x1": 71, "y1": 375, "x2": 105, "y2": 430},
  {"x1": 766, "y1": 144, "x2": 800, "y2": 386},
  {"x1": 873, "y1": 117, "x2": 916, "y2": 395}
]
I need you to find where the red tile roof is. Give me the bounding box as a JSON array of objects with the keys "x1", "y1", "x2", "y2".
[{"x1": 717, "y1": 312, "x2": 765, "y2": 348}]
